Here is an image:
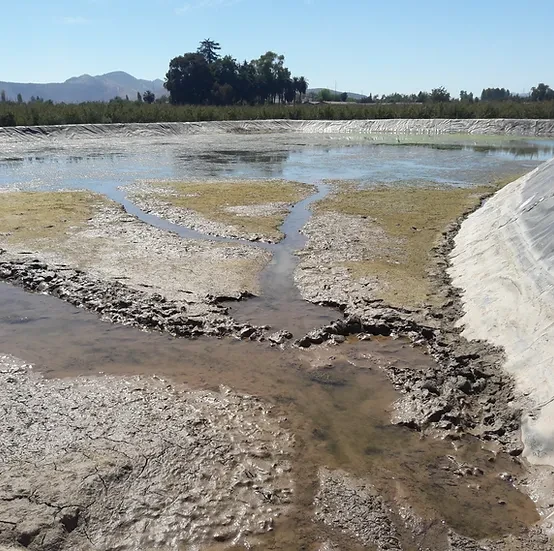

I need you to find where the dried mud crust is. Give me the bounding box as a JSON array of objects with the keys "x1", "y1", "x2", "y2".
[
  {"x1": 125, "y1": 179, "x2": 315, "y2": 243},
  {"x1": 0, "y1": 354, "x2": 294, "y2": 551}
]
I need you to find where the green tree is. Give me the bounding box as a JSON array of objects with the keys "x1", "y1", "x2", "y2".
[
  {"x1": 481, "y1": 87, "x2": 512, "y2": 101},
  {"x1": 284, "y1": 80, "x2": 296, "y2": 103},
  {"x1": 17, "y1": 93, "x2": 23, "y2": 104},
  {"x1": 318, "y1": 88, "x2": 333, "y2": 101},
  {"x1": 340, "y1": 92, "x2": 348, "y2": 102},
  {"x1": 236, "y1": 60, "x2": 258, "y2": 104},
  {"x1": 165, "y1": 53, "x2": 214, "y2": 104},
  {"x1": 0, "y1": 90, "x2": 6, "y2": 102},
  {"x1": 460, "y1": 90, "x2": 474, "y2": 103},
  {"x1": 297, "y1": 76, "x2": 308, "y2": 103},
  {"x1": 198, "y1": 39, "x2": 221, "y2": 64},
  {"x1": 143, "y1": 90, "x2": 155, "y2": 104},
  {"x1": 136, "y1": 91, "x2": 143, "y2": 102},
  {"x1": 531, "y1": 83, "x2": 554, "y2": 101},
  {"x1": 430, "y1": 87, "x2": 450, "y2": 102}
]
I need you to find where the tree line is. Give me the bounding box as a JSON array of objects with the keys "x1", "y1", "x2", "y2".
[
  {"x1": 2, "y1": 99, "x2": 554, "y2": 128},
  {"x1": 356, "y1": 84, "x2": 554, "y2": 105}
]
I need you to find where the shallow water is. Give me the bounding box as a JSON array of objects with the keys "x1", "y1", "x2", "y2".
[
  {"x1": 0, "y1": 133, "x2": 550, "y2": 547},
  {"x1": 1, "y1": 133, "x2": 551, "y2": 190},
  {"x1": 0, "y1": 282, "x2": 540, "y2": 547}
]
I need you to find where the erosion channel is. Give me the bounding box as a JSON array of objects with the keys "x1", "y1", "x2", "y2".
[{"x1": 1, "y1": 123, "x2": 553, "y2": 551}]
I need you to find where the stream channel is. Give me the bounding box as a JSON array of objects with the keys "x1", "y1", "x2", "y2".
[{"x1": 1, "y1": 132, "x2": 553, "y2": 548}]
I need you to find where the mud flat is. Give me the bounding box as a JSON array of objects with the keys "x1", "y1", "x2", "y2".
[
  {"x1": 1, "y1": 126, "x2": 553, "y2": 549},
  {"x1": 295, "y1": 181, "x2": 508, "y2": 309},
  {"x1": 0, "y1": 354, "x2": 293, "y2": 550},
  {"x1": 0, "y1": 191, "x2": 270, "y2": 338},
  {"x1": 126, "y1": 179, "x2": 315, "y2": 243}
]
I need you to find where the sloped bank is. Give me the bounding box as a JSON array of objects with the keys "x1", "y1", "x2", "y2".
[
  {"x1": 449, "y1": 158, "x2": 554, "y2": 468},
  {"x1": 1, "y1": 118, "x2": 554, "y2": 143}
]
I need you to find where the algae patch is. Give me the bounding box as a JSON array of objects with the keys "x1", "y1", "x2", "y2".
[
  {"x1": 0, "y1": 191, "x2": 106, "y2": 245},
  {"x1": 314, "y1": 178, "x2": 518, "y2": 308}
]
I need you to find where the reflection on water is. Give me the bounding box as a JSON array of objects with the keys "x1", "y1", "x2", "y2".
[{"x1": 0, "y1": 133, "x2": 551, "y2": 192}]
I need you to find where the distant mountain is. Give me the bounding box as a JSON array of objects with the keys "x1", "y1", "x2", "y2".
[
  {"x1": 0, "y1": 72, "x2": 166, "y2": 103},
  {"x1": 307, "y1": 88, "x2": 367, "y2": 101}
]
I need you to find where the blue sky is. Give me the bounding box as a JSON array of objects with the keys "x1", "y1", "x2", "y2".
[{"x1": 2, "y1": 0, "x2": 553, "y2": 96}]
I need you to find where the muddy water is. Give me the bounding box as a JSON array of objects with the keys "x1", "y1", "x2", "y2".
[{"x1": 0, "y1": 282, "x2": 539, "y2": 547}]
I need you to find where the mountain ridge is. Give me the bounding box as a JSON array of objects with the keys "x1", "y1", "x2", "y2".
[{"x1": 0, "y1": 72, "x2": 166, "y2": 103}]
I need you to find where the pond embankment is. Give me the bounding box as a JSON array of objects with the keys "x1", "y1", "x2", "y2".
[
  {"x1": 450, "y1": 157, "x2": 554, "y2": 474},
  {"x1": 1, "y1": 117, "x2": 554, "y2": 143}
]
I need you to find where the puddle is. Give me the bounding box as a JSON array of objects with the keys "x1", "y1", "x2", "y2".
[{"x1": 0, "y1": 282, "x2": 540, "y2": 547}]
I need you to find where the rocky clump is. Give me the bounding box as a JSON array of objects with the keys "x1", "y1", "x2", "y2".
[
  {"x1": 0, "y1": 251, "x2": 266, "y2": 341},
  {"x1": 0, "y1": 354, "x2": 294, "y2": 551}
]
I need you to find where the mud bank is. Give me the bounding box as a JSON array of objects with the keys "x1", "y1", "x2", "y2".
[
  {"x1": 0, "y1": 354, "x2": 293, "y2": 550},
  {"x1": 0, "y1": 191, "x2": 272, "y2": 339},
  {"x1": 293, "y1": 182, "x2": 530, "y2": 454},
  {"x1": 1, "y1": 118, "x2": 554, "y2": 143},
  {"x1": 449, "y1": 158, "x2": 554, "y2": 470},
  {"x1": 314, "y1": 468, "x2": 551, "y2": 551},
  {"x1": 126, "y1": 179, "x2": 314, "y2": 243}
]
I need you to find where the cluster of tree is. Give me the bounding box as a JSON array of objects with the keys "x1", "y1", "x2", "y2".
[
  {"x1": 307, "y1": 89, "x2": 350, "y2": 102},
  {"x1": 356, "y1": 84, "x2": 554, "y2": 105},
  {"x1": 531, "y1": 83, "x2": 554, "y2": 102},
  {"x1": 360, "y1": 87, "x2": 452, "y2": 104},
  {"x1": 480, "y1": 88, "x2": 513, "y2": 101},
  {"x1": 163, "y1": 39, "x2": 308, "y2": 106}
]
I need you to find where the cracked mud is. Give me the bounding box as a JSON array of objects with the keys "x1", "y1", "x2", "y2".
[{"x1": 0, "y1": 355, "x2": 293, "y2": 550}]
